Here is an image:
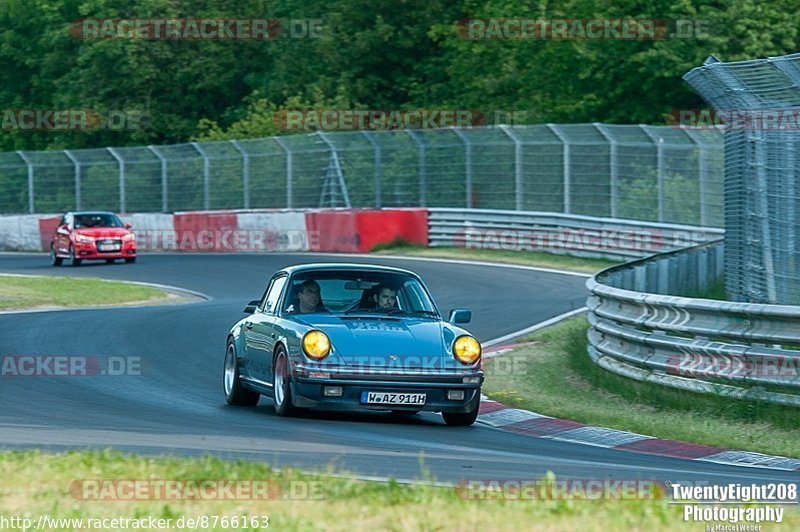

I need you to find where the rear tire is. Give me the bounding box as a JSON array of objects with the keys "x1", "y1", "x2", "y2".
[
  {"x1": 124, "y1": 257, "x2": 136, "y2": 264},
  {"x1": 442, "y1": 402, "x2": 479, "y2": 426},
  {"x1": 68, "y1": 246, "x2": 81, "y2": 267},
  {"x1": 223, "y1": 342, "x2": 259, "y2": 406},
  {"x1": 50, "y1": 244, "x2": 62, "y2": 267},
  {"x1": 273, "y1": 346, "x2": 296, "y2": 416}
]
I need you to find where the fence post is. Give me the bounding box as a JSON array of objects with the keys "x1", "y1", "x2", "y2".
[
  {"x1": 16, "y1": 151, "x2": 34, "y2": 214},
  {"x1": 752, "y1": 131, "x2": 778, "y2": 303},
  {"x1": 406, "y1": 130, "x2": 427, "y2": 206},
  {"x1": 593, "y1": 123, "x2": 617, "y2": 218},
  {"x1": 106, "y1": 147, "x2": 125, "y2": 213},
  {"x1": 546, "y1": 124, "x2": 570, "y2": 214},
  {"x1": 191, "y1": 142, "x2": 210, "y2": 210},
  {"x1": 64, "y1": 150, "x2": 81, "y2": 211},
  {"x1": 148, "y1": 146, "x2": 168, "y2": 212},
  {"x1": 684, "y1": 130, "x2": 710, "y2": 227},
  {"x1": 361, "y1": 132, "x2": 382, "y2": 208},
  {"x1": 451, "y1": 128, "x2": 472, "y2": 208},
  {"x1": 230, "y1": 140, "x2": 249, "y2": 209},
  {"x1": 274, "y1": 137, "x2": 293, "y2": 208},
  {"x1": 317, "y1": 131, "x2": 351, "y2": 208},
  {"x1": 641, "y1": 126, "x2": 665, "y2": 222},
  {"x1": 499, "y1": 125, "x2": 523, "y2": 210}
]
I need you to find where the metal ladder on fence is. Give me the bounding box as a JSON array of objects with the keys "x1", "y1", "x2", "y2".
[{"x1": 319, "y1": 151, "x2": 352, "y2": 208}]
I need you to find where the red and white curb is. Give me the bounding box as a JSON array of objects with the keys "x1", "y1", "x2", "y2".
[
  {"x1": 477, "y1": 397, "x2": 800, "y2": 472},
  {"x1": 478, "y1": 340, "x2": 800, "y2": 473}
]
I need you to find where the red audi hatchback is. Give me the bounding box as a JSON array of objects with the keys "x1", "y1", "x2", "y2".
[{"x1": 50, "y1": 211, "x2": 137, "y2": 266}]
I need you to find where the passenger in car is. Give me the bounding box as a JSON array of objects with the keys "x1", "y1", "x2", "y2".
[{"x1": 372, "y1": 283, "x2": 398, "y2": 310}]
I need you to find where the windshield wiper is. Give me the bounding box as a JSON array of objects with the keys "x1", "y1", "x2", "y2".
[
  {"x1": 343, "y1": 307, "x2": 384, "y2": 315},
  {"x1": 386, "y1": 309, "x2": 439, "y2": 318}
]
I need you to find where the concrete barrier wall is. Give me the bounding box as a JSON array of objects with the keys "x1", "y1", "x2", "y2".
[{"x1": 0, "y1": 209, "x2": 430, "y2": 253}]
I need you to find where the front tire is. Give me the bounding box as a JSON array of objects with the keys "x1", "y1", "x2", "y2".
[
  {"x1": 223, "y1": 342, "x2": 259, "y2": 406},
  {"x1": 68, "y1": 246, "x2": 81, "y2": 267},
  {"x1": 50, "y1": 244, "x2": 62, "y2": 267},
  {"x1": 272, "y1": 346, "x2": 296, "y2": 416},
  {"x1": 442, "y1": 402, "x2": 480, "y2": 427}
]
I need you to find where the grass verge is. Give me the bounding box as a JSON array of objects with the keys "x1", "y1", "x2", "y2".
[
  {"x1": 483, "y1": 316, "x2": 800, "y2": 458},
  {"x1": 371, "y1": 241, "x2": 619, "y2": 274},
  {"x1": 0, "y1": 274, "x2": 175, "y2": 310},
  {"x1": 0, "y1": 449, "x2": 771, "y2": 531}
]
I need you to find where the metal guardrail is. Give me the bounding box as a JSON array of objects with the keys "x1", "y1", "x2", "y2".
[
  {"x1": 428, "y1": 208, "x2": 723, "y2": 261},
  {"x1": 586, "y1": 240, "x2": 800, "y2": 406}
]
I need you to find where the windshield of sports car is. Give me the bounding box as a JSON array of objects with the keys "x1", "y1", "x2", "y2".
[
  {"x1": 283, "y1": 270, "x2": 439, "y2": 316},
  {"x1": 74, "y1": 213, "x2": 124, "y2": 229}
]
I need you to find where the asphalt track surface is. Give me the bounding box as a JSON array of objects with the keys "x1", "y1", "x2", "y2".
[{"x1": 0, "y1": 253, "x2": 796, "y2": 486}]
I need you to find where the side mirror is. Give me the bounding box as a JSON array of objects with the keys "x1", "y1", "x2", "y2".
[
  {"x1": 243, "y1": 299, "x2": 260, "y2": 314},
  {"x1": 125, "y1": 223, "x2": 132, "y2": 229},
  {"x1": 449, "y1": 308, "x2": 472, "y2": 324}
]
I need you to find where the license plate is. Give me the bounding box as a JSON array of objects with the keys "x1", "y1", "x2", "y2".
[
  {"x1": 98, "y1": 244, "x2": 120, "y2": 251},
  {"x1": 360, "y1": 391, "x2": 426, "y2": 405}
]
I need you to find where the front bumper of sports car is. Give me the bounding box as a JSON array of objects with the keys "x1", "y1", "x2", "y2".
[
  {"x1": 291, "y1": 365, "x2": 484, "y2": 413},
  {"x1": 73, "y1": 240, "x2": 137, "y2": 260}
]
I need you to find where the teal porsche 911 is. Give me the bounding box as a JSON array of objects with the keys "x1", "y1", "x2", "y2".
[{"x1": 223, "y1": 263, "x2": 483, "y2": 426}]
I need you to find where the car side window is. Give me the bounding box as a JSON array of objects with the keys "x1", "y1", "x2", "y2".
[{"x1": 261, "y1": 276, "x2": 287, "y2": 315}]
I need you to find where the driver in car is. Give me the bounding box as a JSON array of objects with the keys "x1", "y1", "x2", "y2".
[{"x1": 297, "y1": 280, "x2": 326, "y2": 313}]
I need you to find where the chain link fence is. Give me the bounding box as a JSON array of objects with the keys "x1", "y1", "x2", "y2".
[
  {"x1": 0, "y1": 124, "x2": 724, "y2": 226},
  {"x1": 685, "y1": 54, "x2": 800, "y2": 305}
]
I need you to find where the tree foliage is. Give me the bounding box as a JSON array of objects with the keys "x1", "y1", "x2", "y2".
[{"x1": 0, "y1": 0, "x2": 798, "y2": 150}]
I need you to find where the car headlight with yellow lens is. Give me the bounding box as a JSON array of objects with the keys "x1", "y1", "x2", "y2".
[
  {"x1": 302, "y1": 330, "x2": 331, "y2": 360},
  {"x1": 453, "y1": 335, "x2": 481, "y2": 365}
]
